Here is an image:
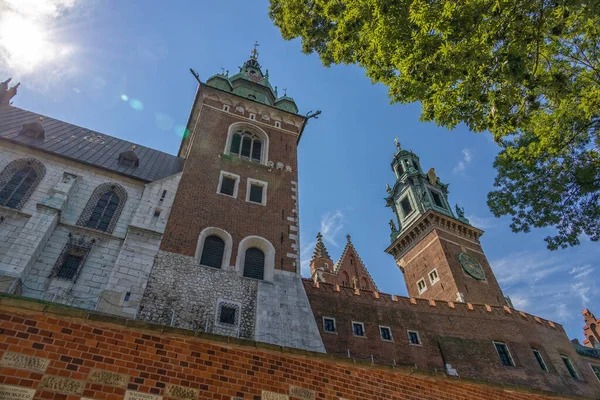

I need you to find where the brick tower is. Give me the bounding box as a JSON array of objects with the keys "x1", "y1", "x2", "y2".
[
  {"x1": 583, "y1": 308, "x2": 600, "y2": 348},
  {"x1": 384, "y1": 140, "x2": 507, "y2": 306},
  {"x1": 138, "y1": 47, "x2": 324, "y2": 352}
]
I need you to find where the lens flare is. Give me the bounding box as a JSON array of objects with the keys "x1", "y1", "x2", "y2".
[
  {"x1": 0, "y1": 13, "x2": 51, "y2": 72},
  {"x1": 128, "y1": 99, "x2": 144, "y2": 111},
  {"x1": 120, "y1": 94, "x2": 129, "y2": 101},
  {"x1": 174, "y1": 125, "x2": 189, "y2": 138}
]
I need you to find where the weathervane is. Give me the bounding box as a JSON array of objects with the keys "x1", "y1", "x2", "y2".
[
  {"x1": 282, "y1": 88, "x2": 287, "y2": 96},
  {"x1": 251, "y1": 41, "x2": 260, "y2": 60},
  {"x1": 394, "y1": 136, "x2": 400, "y2": 148}
]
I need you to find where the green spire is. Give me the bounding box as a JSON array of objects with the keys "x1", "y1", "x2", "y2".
[{"x1": 385, "y1": 139, "x2": 458, "y2": 238}]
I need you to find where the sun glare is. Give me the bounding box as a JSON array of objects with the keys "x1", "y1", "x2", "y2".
[{"x1": 0, "y1": 11, "x2": 63, "y2": 73}]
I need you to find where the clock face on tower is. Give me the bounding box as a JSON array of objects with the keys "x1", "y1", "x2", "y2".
[{"x1": 458, "y1": 252, "x2": 485, "y2": 280}]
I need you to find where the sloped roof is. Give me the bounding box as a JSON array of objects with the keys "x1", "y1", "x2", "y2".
[{"x1": 0, "y1": 105, "x2": 184, "y2": 182}]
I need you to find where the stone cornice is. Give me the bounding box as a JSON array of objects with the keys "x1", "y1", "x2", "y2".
[{"x1": 385, "y1": 210, "x2": 484, "y2": 259}]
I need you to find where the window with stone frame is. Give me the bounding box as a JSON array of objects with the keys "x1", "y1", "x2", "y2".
[
  {"x1": 216, "y1": 300, "x2": 241, "y2": 330},
  {"x1": 429, "y1": 189, "x2": 446, "y2": 209},
  {"x1": 243, "y1": 247, "x2": 265, "y2": 280},
  {"x1": 200, "y1": 235, "x2": 225, "y2": 268},
  {"x1": 400, "y1": 196, "x2": 413, "y2": 217},
  {"x1": 0, "y1": 158, "x2": 45, "y2": 210},
  {"x1": 229, "y1": 129, "x2": 263, "y2": 163},
  {"x1": 380, "y1": 326, "x2": 393, "y2": 341},
  {"x1": 417, "y1": 278, "x2": 427, "y2": 294},
  {"x1": 408, "y1": 330, "x2": 421, "y2": 345},
  {"x1": 429, "y1": 269, "x2": 439, "y2": 285},
  {"x1": 220, "y1": 176, "x2": 236, "y2": 196},
  {"x1": 494, "y1": 342, "x2": 515, "y2": 367},
  {"x1": 561, "y1": 355, "x2": 579, "y2": 379},
  {"x1": 352, "y1": 322, "x2": 365, "y2": 337},
  {"x1": 591, "y1": 364, "x2": 600, "y2": 382},
  {"x1": 77, "y1": 183, "x2": 127, "y2": 234},
  {"x1": 532, "y1": 349, "x2": 548, "y2": 371},
  {"x1": 49, "y1": 234, "x2": 95, "y2": 282},
  {"x1": 323, "y1": 317, "x2": 336, "y2": 333}
]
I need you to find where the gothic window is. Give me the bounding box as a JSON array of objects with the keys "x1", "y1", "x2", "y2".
[
  {"x1": 532, "y1": 349, "x2": 548, "y2": 371},
  {"x1": 200, "y1": 235, "x2": 225, "y2": 268},
  {"x1": 408, "y1": 330, "x2": 421, "y2": 345},
  {"x1": 49, "y1": 234, "x2": 95, "y2": 282},
  {"x1": 229, "y1": 130, "x2": 263, "y2": 163},
  {"x1": 494, "y1": 342, "x2": 515, "y2": 367},
  {"x1": 341, "y1": 271, "x2": 350, "y2": 287},
  {"x1": 561, "y1": 355, "x2": 579, "y2": 379},
  {"x1": 352, "y1": 322, "x2": 365, "y2": 337},
  {"x1": 323, "y1": 317, "x2": 336, "y2": 333},
  {"x1": 400, "y1": 196, "x2": 413, "y2": 217},
  {"x1": 243, "y1": 247, "x2": 265, "y2": 280},
  {"x1": 380, "y1": 326, "x2": 393, "y2": 341},
  {"x1": 0, "y1": 158, "x2": 45, "y2": 210},
  {"x1": 77, "y1": 183, "x2": 127, "y2": 234}
]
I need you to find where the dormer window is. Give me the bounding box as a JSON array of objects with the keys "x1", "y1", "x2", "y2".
[
  {"x1": 118, "y1": 147, "x2": 140, "y2": 167},
  {"x1": 248, "y1": 94, "x2": 256, "y2": 100},
  {"x1": 19, "y1": 122, "x2": 45, "y2": 140},
  {"x1": 429, "y1": 190, "x2": 445, "y2": 209}
]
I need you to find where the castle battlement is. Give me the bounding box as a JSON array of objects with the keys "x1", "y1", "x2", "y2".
[{"x1": 302, "y1": 278, "x2": 562, "y2": 331}]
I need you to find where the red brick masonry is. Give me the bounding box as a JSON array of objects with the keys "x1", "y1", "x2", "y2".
[{"x1": 0, "y1": 296, "x2": 587, "y2": 400}]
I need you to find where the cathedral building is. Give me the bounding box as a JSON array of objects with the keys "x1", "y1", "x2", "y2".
[{"x1": 0, "y1": 51, "x2": 599, "y2": 398}]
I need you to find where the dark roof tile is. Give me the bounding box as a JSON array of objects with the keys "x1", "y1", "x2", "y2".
[{"x1": 0, "y1": 105, "x2": 184, "y2": 182}]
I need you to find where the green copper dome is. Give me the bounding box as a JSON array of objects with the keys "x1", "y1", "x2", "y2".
[{"x1": 205, "y1": 46, "x2": 298, "y2": 113}]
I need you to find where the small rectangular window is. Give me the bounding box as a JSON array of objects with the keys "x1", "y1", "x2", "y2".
[
  {"x1": 429, "y1": 269, "x2": 439, "y2": 284},
  {"x1": 408, "y1": 330, "x2": 421, "y2": 345},
  {"x1": 249, "y1": 184, "x2": 263, "y2": 203},
  {"x1": 223, "y1": 105, "x2": 230, "y2": 112},
  {"x1": 494, "y1": 342, "x2": 515, "y2": 367},
  {"x1": 591, "y1": 364, "x2": 600, "y2": 382},
  {"x1": 352, "y1": 322, "x2": 365, "y2": 337},
  {"x1": 220, "y1": 176, "x2": 236, "y2": 196},
  {"x1": 275, "y1": 121, "x2": 281, "y2": 128},
  {"x1": 124, "y1": 291, "x2": 131, "y2": 302},
  {"x1": 323, "y1": 317, "x2": 336, "y2": 333},
  {"x1": 561, "y1": 355, "x2": 579, "y2": 379},
  {"x1": 380, "y1": 326, "x2": 393, "y2": 341},
  {"x1": 153, "y1": 209, "x2": 161, "y2": 219},
  {"x1": 430, "y1": 190, "x2": 444, "y2": 208},
  {"x1": 400, "y1": 196, "x2": 413, "y2": 216},
  {"x1": 219, "y1": 305, "x2": 237, "y2": 325},
  {"x1": 417, "y1": 278, "x2": 427, "y2": 294},
  {"x1": 159, "y1": 189, "x2": 167, "y2": 202},
  {"x1": 532, "y1": 349, "x2": 548, "y2": 371}
]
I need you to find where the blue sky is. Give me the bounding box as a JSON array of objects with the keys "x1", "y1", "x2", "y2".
[{"x1": 1, "y1": 0, "x2": 597, "y2": 341}]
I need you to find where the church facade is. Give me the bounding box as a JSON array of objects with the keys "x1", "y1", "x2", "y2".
[{"x1": 0, "y1": 51, "x2": 599, "y2": 398}]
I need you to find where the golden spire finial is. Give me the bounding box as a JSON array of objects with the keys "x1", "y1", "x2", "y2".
[{"x1": 250, "y1": 41, "x2": 260, "y2": 60}]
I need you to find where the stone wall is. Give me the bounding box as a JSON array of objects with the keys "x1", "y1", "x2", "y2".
[
  {"x1": 138, "y1": 251, "x2": 258, "y2": 338},
  {"x1": 0, "y1": 296, "x2": 591, "y2": 400},
  {"x1": 304, "y1": 280, "x2": 600, "y2": 398},
  {"x1": 0, "y1": 143, "x2": 181, "y2": 319}
]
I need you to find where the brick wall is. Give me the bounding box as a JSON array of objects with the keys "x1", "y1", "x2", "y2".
[
  {"x1": 304, "y1": 280, "x2": 600, "y2": 398},
  {"x1": 0, "y1": 296, "x2": 587, "y2": 400}
]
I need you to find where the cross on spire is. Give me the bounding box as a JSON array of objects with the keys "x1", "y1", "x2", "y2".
[
  {"x1": 394, "y1": 136, "x2": 400, "y2": 148},
  {"x1": 250, "y1": 41, "x2": 260, "y2": 60},
  {"x1": 282, "y1": 88, "x2": 287, "y2": 96}
]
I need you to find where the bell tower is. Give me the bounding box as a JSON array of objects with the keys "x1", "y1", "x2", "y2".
[{"x1": 384, "y1": 140, "x2": 507, "y2": 307}]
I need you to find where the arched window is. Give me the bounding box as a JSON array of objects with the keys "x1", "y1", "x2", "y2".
[
  {"x1": 200, "y1": 235, "x2": 225, "y2": 268},
  {"x1": 0, "y1": 158, "x2": 45, "y2": 210},
  {"x1": 225, "y1": 123, "x2": 269, "y2": 165},
  {"x1": 77, "y1": 183, "x2": 127, "y2": 234},
  {"x1": 341, "y1": 271, "x2": 350, "y2": 287},
  {"x1": 230, "y1": 130, "x2": 262, "y2": 162},
  {"x1": 243, "y1": 247, "x2": 265, "y2": 280}
]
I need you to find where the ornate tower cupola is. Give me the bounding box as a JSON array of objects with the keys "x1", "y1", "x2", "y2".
[
  {"x1": 205, "y1": 42, "x2": 298, "y2": 113},
  {"x1": 385, "y1": 138, "x2": 457, "y2": 239},
  {"x1": 384, "y1": 139, "x2": 507, "y2": 307}
]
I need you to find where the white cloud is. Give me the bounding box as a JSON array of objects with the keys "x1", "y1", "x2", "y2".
[
  {"x1": 320, "y1": 210, "x2": 345, "y2": 247},
  {"x1": 453, "y1": 148, "x2": 475, "y2": 174},
  {"x1": 493, "y1": 247, "x2": 598, "y2": 334},
  {"x1": 465, "y1": 214, "x2": 496, "y2": 230}
]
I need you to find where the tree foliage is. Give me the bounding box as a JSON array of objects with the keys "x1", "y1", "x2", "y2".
[{"x1": 270, "y1": 0, "x2": 600, "y2": 249}]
